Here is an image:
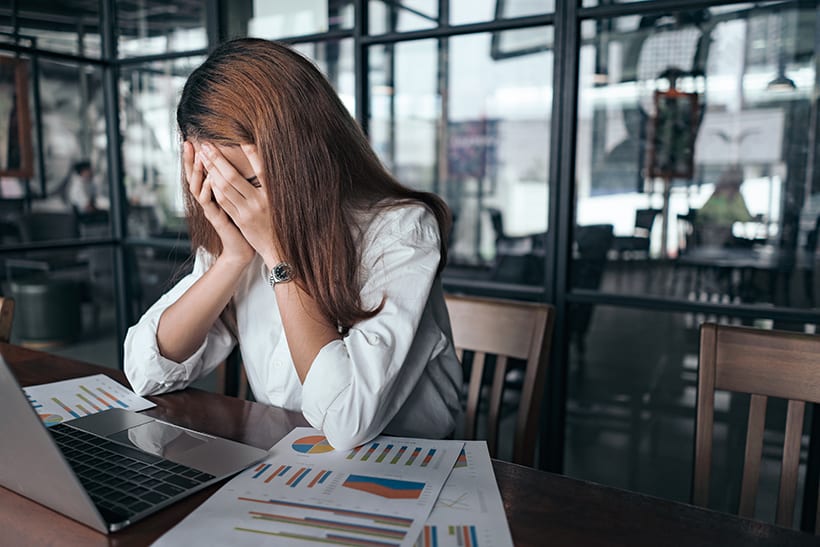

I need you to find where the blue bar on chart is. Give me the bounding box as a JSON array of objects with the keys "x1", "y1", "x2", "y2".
[
  {"x1": 252, "y1": 463, "x2": 272, "y2": 479},
  {"x1": 250, "y1": 464, "x2": 291, "y2": 483},
  {"x1": 307, "y1": 469, "x2": 332, "y2": 488},
  {"x1": 26, "y1": 393, "x2": 43, "y2": 410},
  {"x1": 286, "y1": 467, "x2": 311, "y2": 487},
  {"x1": 361, "y1": 443, "x2": 379, "y2": 461},
  {"x1": 420, "y1": 449, "x2": 436, "y2": 467},
  {"x1": 417, "y1": 525, "x2": 479, "y2": 547}
]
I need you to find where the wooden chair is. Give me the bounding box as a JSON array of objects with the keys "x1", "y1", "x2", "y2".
[
  {"x1": 444, "y1": 293, "x2": 555, "y2": 467},
  {"x1": 693, "y1": 322, "x2": 820, "y2": 532},
  {"x1": 0, "y1": 297, "x2": 14, "y2": 343}
]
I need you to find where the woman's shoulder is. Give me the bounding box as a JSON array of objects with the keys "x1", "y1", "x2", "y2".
[{"x1": 359, "y1": 200, "x2": 438, "y2": 238}]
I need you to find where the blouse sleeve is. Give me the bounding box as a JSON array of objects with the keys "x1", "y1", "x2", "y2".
[
  {"x1": 300, "y1": 204, "x2": 447, "y2": 450},
  {"x1": 123, "y1": 248, "x2": 236, "y2": 396}
]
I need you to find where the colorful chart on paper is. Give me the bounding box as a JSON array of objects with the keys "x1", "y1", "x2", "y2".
[
  {"x1": 23, "y1": 374, "x2": 155, "y2": 425},
  {"x1": 414, "y1": 442, "x2": 513, "y2": 547},
  {"x1": 291, "y1": 435, "x2": 334, "y2": 454},
  {"x1": 153, "y1": 427, "x2": 463, "y2": 547}
]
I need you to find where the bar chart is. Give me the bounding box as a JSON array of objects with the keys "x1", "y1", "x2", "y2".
[
  {"x1": 233, "y1": 497, "x2": 412, "y2": 547},
  {"x1": 416, "y1": 525, "x2": 480, "y2": 547},
  {"x1": 23, "y1": 374, "x2": 155, "y2": 425},
  {"x1": 343, "y1": 442, "x2": 444, "y2": 469},
  {"x1": 248, "y1": 463, "x2": 333, "y2": 491}
]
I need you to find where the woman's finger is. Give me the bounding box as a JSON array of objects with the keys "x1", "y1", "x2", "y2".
[
  {"x1": 240, "y1": 144, "x2": 266, "y2": 190},
  {"x1": 182, "y1": 141, "x2": 194, "y2": 182},
  {"x1": 208, "y1": 164, "x2": 248, "y2": 212},
  {"x1": 189, "y1": 154, "x2": 205, "y2": 198},
  {"x1": 209, "y1": 176, "x2": 240, "y2": 220},
  {"x1": 198, "y1": 172, "x2": 214, "y2": 206},
  {"x1": 201, "y1": 143, "x2": 249, "y2": 200}
]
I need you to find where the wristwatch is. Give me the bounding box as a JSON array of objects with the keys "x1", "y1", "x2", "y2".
[{"x1": 268, "y1": 262, "x2": 293, "y2": 287}]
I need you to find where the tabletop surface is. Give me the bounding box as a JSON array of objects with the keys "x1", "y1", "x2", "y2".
[{"x1": 1, "y1": 342, "x2": 818, "y2": 547}]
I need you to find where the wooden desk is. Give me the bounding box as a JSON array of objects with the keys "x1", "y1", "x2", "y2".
[{"x1": 1, "y1": 343, "x2": 818, "y2": 547}]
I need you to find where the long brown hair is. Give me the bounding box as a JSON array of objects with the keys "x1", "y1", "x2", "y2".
[{"x1": 177, "y1": 38, "x2": 450, "y2": 330}]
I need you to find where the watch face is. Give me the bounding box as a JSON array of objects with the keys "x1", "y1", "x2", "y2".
[{"x1": 272, "y1": 262, "x2": 292, "y2": 283}]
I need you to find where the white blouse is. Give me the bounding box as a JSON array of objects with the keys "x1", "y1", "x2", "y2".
[{"x1": 124, "y1": 204, "x2": 463, "y2": 450}]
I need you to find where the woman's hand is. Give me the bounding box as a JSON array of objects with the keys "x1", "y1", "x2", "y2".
[
  {"x1": 183, "y1": 141, "x2": 255, "y2": 267},
  {"x1": 198, "y1": 142, "x2": 281, "y2": 268}
]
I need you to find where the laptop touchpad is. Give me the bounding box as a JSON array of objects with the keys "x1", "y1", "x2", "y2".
[{"x1": 109, "y1": 421, "x2": 208, "y2": 461}]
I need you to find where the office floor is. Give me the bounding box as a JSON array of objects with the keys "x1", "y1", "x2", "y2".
[{"x1": 22, "y1": 286, "x2": 810, "y2": 531}]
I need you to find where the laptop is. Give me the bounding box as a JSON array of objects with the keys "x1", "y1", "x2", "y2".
[{"x1": 0, "y1": 356, "x2": 268, "y2": 533}]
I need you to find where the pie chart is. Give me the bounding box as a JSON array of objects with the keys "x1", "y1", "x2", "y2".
[{"x1": 292, "y1": 435, "x2": 334, "y2": 454}]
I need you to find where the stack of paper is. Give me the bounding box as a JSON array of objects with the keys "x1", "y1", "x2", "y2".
[{"x1": 155, "y1": 427, "x2": 513, "y2": 547}]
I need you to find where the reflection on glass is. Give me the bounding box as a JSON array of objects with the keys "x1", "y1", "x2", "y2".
[
  {"x1": 292, "y1": 39, "x2": 355, "y2": 115},
  {"x1": 581, "y1": 0, "x2": 649, "y2": 7},
  {"x1": 573, "y1": 6, "x2": 818, "y2": 309},
  {"x1": 120, "y1": 57, "x2": 203, "y2": 238},
  {"x1": 14, "y1": 2, "x2": 101, "y2": 58},
  {"x1": 369, "y1": 0, "x2": 438, "y2": 35},
  {"x1": 451, "y1": 0, "x2": 554, "y2": 27},
  {"x1": 565, "y1": 303, "x2": 816, "y2": 519},
  {"x1": 29, "y1": 59, "x2": 110, "y2": 237},
  {"x1": 369, "y1": 29, "x2": 552, "y2": 286},
  {"x1": 247, "y1": 0, "x2": 353, "y2": 39},
  {"x1": 369, "y1": 0, "x2": 553, "y2": 32},
  {"x1": 3, "y1": 247, "x2": 119, "y2": 366},
  {"x1": 117, "y1": 0, "x2": 206, "y2": 58}
]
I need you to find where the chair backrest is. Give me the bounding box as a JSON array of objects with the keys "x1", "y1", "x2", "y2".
[
  {"x1": 444, "y1": 293, "x2": 555, "y2": 467},
  {"x1": 0, "y1": 297, "x2": 15, "y2": 343},
  {"x1": 693, "y1": 323, "x2": 820, "y2": 531}
]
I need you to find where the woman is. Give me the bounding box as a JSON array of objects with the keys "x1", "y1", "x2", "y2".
[{"x1": 124, "y1": 38, "x2": 462, "y2": 450}]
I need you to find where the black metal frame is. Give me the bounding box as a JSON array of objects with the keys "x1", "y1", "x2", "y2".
[{"x1": 1, "y1": 1, "x2": 818, "y2": 499}]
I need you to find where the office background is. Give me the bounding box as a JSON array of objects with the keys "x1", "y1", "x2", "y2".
[{"x1": 0, "y1": 0, "x2": 818, "y2": 525}]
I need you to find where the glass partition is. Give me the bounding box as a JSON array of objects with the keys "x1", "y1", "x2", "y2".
[
  {"x1": 369, "y1": 28, "x2": 552, "y2": 287},
  {"x1": 369, "y1": 0, "x2": 438, "y2": 35},
  {"x1": 120, "y1": 56, "x2": 203, "y2": 239},
  {"x1": 12, "y1": 1, "x2": 101, "y2": 58},
  {"x1": 36, "y1": 59, "x2": 107, "y2": 222},
  {"x1": 292, "y1": 39, "x2": 356, "y2": 115},
  {"x1": 572, "y1": 4, "x2": 819, "y2": 311},
  {"x1": 370, "y1": 0, "x2": 554, "y2": 33},
  {"x1": 246, "y1": 0, "x2": 354, "y2": 39},
  {"x1": 117, "y1": 0, "x2": 207, "y2": 58}
]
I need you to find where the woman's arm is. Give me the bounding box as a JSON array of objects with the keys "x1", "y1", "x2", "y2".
[
  {"x1": 271, "y1": 279, "x2": 340, "y2": 383},
  {"x1": 123, "y1": 249, "x2": 237, "y2": 396},
  {"x1": 299, "y1": 205, "x2": 446, "y2": 449},
  {"x1": 156, "y1": 254, "x2": 249, "y2": 362},
  {"x1": 156, "y1": 141, "x2": 256, "y2": 363}
]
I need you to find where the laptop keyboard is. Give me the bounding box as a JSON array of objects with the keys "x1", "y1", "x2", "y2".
[{"x1": 49, "y1": 423, "x2": 215, "y2": 522}]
